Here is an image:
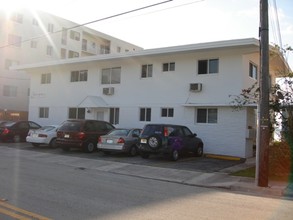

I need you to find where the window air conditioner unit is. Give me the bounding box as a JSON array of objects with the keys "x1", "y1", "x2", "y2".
[
  {"x1": 190, "y1": 83, "x2": 202, "y2": 92},
  {"x1": 103, "y1": 87, "x2": 114, "y2": 95}
]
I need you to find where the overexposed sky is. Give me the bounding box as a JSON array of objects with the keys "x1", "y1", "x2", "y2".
[{"x1": 2, "y1": 0, "x2": 293, "y2": 68}]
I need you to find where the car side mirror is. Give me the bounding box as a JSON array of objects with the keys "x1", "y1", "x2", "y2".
[{"x1": 194, "y1": 133, "x2": 197, "y2": 137}]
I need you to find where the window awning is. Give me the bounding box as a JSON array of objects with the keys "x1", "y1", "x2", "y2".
[{"x1": 77, "y1": 96, "x2": 108, "y2": 108}]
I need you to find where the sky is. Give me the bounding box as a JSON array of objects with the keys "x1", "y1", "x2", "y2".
[{"x1": 2, "y1": 0, "x2": 293, "y2": 68}]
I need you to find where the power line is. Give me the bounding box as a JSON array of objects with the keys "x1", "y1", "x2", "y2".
[
  {"x1": 0, "y1": 0, "x2": 173, "y2": 49},
  {"x1": 269, "y1": 0, "x2": 283, "y2": 50}
]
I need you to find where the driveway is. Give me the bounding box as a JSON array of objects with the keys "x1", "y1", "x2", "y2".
[{"x1": 1, "y1": 142, "x2": 244, "y2": 173}]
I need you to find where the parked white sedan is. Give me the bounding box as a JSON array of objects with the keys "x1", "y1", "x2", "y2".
[{"x1": 26, "y1": 125, "x2": 59, "y2": 147}]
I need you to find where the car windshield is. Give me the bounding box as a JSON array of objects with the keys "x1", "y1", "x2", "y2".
[
  {"x1": 58, "y1": 122, "x2": 81, "y2": 132},
  {"x1": 108, "y1": 129, "x2": 130, "y2": 136},
  {"x1": 39, "y1": 126, "x2": 57, "y2": 132},
  {"x1": 1, "y1": 121, "x2": 16, "y2": 127},
  {"x1": 141, "y1": 125, "x2": 162, "y2": 135}
]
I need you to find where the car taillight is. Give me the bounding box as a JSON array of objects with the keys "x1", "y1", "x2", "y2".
[
  {"x1": 38, "y1": 134, "x2": 47, "y2": 138},
  {"x1": 77, "y1": 132, "x2": 85, "y2": 140},
  {"x1": 117, "y1": 138, "x2": 125, "y2": 144},
  {"x1": 164, "y1": 127, "x2": 168, "y2": 137},
  {"x1": 98, "y1": 136, "x2": 102, "y2": 143},
  {"x1": 3, "y1": 128, "x2": 10, "y2": 135}
]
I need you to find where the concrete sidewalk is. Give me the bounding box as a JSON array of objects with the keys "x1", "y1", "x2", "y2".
[{"x1": 90, "y1": 157, "x2": 292, "y2": 198}]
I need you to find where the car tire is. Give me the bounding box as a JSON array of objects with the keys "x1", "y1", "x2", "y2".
[
  {"x1": 141, "y1": 152, "x2": 150, "y2": 159},
  {"x1": 32, "y1": 143, "x2": 40, "y2": 147},
  {"x1": 49, "y1": 138, "x2": 57, "y2": 148},
  {"x1": 128, "y1": 146, "x2": 138, "y2": 157},
  {"x1": 147, "y1": 135, "x2": 162, "y2": 149},
  {"x1": 171, "y1": 149, "x2": 179, "y2": 161},
  {"x1": 84, "y1": 142, "x2": 95, "y2": 153},
  {"x1": 195, "y1": 144, "x2": 203, "y2": 157}
]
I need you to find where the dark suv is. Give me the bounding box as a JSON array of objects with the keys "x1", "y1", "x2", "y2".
[
  {"x1": 56, "y1": 120, "x2": 114, "y2": 153},
  {"x1": 138, "y1": 124, "x2": 203, "y2": 161}
]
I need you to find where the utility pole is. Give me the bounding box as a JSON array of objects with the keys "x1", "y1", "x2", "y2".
[{"x1": 257, "y1": 0, "x2": 270, "y2": 187}]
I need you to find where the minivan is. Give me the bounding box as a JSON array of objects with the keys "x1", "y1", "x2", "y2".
[{"x1": 56, "y1": 120, "x2": 114, "y2": 153}]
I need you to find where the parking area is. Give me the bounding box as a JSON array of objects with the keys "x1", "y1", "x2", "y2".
[{"x1": 1, "y1": 142, "x2": 244, "y2": 173}]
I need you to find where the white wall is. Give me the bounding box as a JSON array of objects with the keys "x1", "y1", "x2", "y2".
[{"x1": 27, "y1": 46, "x2": 258, "y2": 158}]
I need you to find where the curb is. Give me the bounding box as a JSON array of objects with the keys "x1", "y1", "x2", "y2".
[{"x1": 205, "y1": 154, "x2": 244, "y2": 161}]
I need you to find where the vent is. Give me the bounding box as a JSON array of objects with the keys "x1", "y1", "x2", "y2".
[
  {"x1": 103, "y1": 87, "x2": 114, "y2": 95},
  {"x1": 190, "y1": 83, "x2": 202, "y2": 92}
]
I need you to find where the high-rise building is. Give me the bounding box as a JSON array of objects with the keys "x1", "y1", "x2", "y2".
[{"x1": 0, "y1": 8, "x2": 142, "y2": 120}]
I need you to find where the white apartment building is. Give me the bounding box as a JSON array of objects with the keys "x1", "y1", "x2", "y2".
[
  {"x1": 15, "y1": 38, "x2": 288, "y2": 158},
  {"x1": 0, "y1": 8, "x2": 142, "y2": 121}
]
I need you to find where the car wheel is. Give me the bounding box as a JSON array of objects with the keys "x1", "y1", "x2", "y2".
[
  {"x1": 128, "y1": 146, "x2": 138, "y2": 156},
  {"x1": 84, "y1": 142, "x2": 95, "y2": 153},
  {"x1": 171, "y1": 149, "x2": 179, "y2": 161},
  {"x1": 49, "y1": 138, "x2": 57, "y2": 148},
  {"x1": 147, "y1": 135, "x2": 162, "y2": 149},
  {"x1": 141, "y1": 152, "x2": 150, "y2": 159},
  {"x1": 195, "y1": 144, "x2": 203, "y2": 157},
  {"x1": 32, "y1": 143, "x2": 40, "y2": 147}
]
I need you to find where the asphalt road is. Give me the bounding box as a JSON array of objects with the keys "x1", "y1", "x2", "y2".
[
  {"x1": 0, "y1": 144, "x2": 292, "y2": 220},
  {"x1": 1, "y1": 142, "x2": 243, "y2": 173}
]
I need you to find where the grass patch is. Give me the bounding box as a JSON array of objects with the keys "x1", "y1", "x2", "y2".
[{"x1": 231, "y1": 166, "x2": 255, "y2": 178}]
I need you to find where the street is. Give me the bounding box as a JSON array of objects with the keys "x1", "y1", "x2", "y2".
[{"x1": 0, "y1": 143, "x2": 292, "y2": 220}]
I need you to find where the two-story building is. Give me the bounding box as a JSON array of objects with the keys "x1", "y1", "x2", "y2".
[{"x1": 14, "y1": 38, "x2": 288, "y2": 158}]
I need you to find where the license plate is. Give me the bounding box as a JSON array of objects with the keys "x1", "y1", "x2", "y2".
[
  {"x1": 32, "y1": 134, "x2": 38, "y2": 138},
  {"x1": 106, "y1": 139, "x2": 113, "y2": 144},
  {"x1": 64, "y1": 134, "x2": 70, "y2": 138},
  {"x1": 140, "y1": 139, "x2": 147, "y2": 144}
]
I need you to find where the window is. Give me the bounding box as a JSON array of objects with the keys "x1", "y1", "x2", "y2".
[
  {"x1": 198, "y1": 59, "x2": 219, "y2": 74},
  {"x1": 110, "y1": 108, "x2": 120, "y2": 125},
  {"x1": 3, "y1": 85, "x2": 17, "y2": 97},
  {"x1": 11, "y1": 13, "x2": 23, "y2": 23},
  {"x1": 141, "y1": 64, "x2": 153, "y2": 78},
  {"x1": 61, "y1": 28, "x2": 67, "y2": 45},
  {"x1": 68, "y1": 50, "x2": 79, "y2": 58},
  {"x1": 70, "y1": 70, "x2": 88, "y2": 82},
  {"x1": 161, "y1": 108, "x2": 174, "y2": 117},
  {"x1": 8, "y1": 34, "x2": 22, "y2": 47},
  {"x1": 100, "y1": 45, "x2": 110, "y2": 54},
  {"x1": 70, "y1": 30, "x2": 80, "y2": 41},
  {"x1": 39, "y1": 107, "x2": 49, "y2": 118},
  {"x1": 41, "y1": 73, "x2": 51, "y2": 84},
  {"x1": 48, "y1": 23, "x2": 54, "y2": 33},
  {"x1": 46, "y1": 45, "x2": 53, "y2": 56},
  {"x1": 249, "y1": 62, "x2": 258, "y2": 80},
  {"x1": 32, "y1": 18, "x2": 38, "y2": 26},
  {"x1": 61, "y1": 48, "x2": 66, "y2": 59},
  {"x1": 140, "y1": 108, "x2": 151, "y2": 121},
  {"x1": 101, "y1": 67, "x2": 121, "y2": 84},
  {"x1": 163, "y1": 62, "x2": 175, "y2": 72},
  {"x1": 5, "y1": 59, "x2": 19, "y2": 70},
  {"x1": 31, "y1": 40, "x2": 37, "y2": 48},
  {"x1": 68, "y1": 108, "x2": 85, "y2": 119},
  {"x1": 117, "y1": 47, "x2": 121, "y2": 53},
  {"x1": 196, "y1": 108, "x2": 218, "y2": 123}
]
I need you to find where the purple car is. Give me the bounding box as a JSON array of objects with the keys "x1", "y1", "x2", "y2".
[{"x1": 138, "y1": 124, "x2": 203, "y2": 161}]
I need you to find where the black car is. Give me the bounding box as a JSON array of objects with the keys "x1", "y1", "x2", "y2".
[
  {"x1": 56, "y1": 119, "x2": 115, "y2": 153},
  {"x1": 0, "y1": 121, "x2": 42, "y2": 142},
  {"x1": 138, "y1": 124, "x2": 203, "y2": 161}
]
